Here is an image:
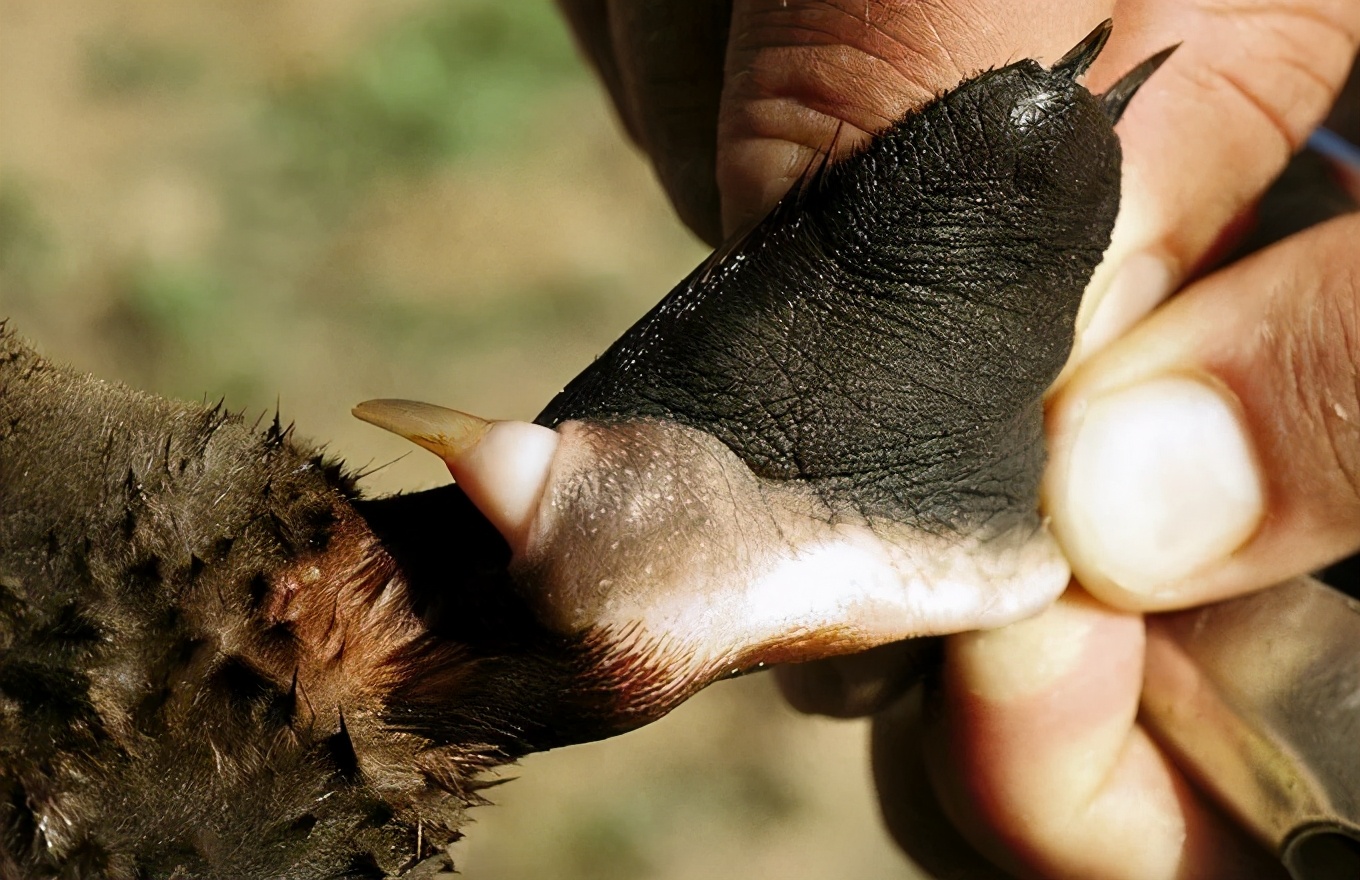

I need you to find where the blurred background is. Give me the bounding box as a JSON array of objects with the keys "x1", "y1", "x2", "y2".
[{"x1": 0, "y1": 1, "x2": 927, "y2": 877}]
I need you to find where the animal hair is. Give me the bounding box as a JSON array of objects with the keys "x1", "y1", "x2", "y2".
[{"x1": 0, "y1": 324, "x2": 584, "y2": 879}]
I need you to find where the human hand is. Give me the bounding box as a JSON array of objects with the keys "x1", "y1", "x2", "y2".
[
  {"x1": 844, "y1": 24, "x2": 1360, "y2": 880},
  {"x1": 560, "y1": 1, "x2": 1360, "y2": 877},
  {"x1": 798, "y1": 11, "x2": 1360, "y2": 880}
]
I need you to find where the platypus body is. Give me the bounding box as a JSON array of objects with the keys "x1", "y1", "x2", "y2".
[{"x1": 0, "y1": 23, "x2": 1164, "y2": 878}]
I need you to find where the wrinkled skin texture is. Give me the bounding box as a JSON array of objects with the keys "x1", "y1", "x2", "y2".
[
  {"x1": 539, "y1": 60, "x2": 1118, "y2": 528},
  {"x1": 515, "y1": 37, "x2": 1142, "y2": 709}
]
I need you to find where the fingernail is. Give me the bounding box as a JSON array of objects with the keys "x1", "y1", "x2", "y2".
[
  {"x1": 1076, "y1": 252, "x2": 1175, "y2": 359},
  {"x1": 1064, "y1": 376, "x2": 1264, "y2": 596}
]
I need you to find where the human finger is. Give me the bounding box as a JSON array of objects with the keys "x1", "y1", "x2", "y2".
[
  {"x1": 1070, "y1": 0, "x2": 1360, "y2": 361},
  {"x1": 717, "y1": 0, "x2": 1114, "y2": 235},
  {"x1": 916, "y1": 589, "x2": 1280, "y2": 878},
  {"x1": 1046, "y1": 213, "x2": 1360, "y2": 610},
  {"x1": 870, "y1": 686, "x2": 1014, "y2": 880},
  {"x1": 558, "y1": 0, "x2": 732, "y2": 243}
]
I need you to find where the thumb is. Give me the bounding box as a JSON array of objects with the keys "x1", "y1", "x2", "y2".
[{"x1": 1046, "y1": 213, "x2": 1360, "y2": 610}]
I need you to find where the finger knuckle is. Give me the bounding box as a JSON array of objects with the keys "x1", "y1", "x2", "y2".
[
  {"x1": 1273, "y1": 226, "x2": 1360, "y2": 505},
  {"x1": 1191, "y1": 3, "x2": 1358, "y2": 153}
]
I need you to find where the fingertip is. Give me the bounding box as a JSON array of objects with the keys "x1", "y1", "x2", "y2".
[
  {"x1": 1072, "y1": 248, "x2": 1175, "y2": 364},
  {"x1": 716, "y1": 136, "x2": 816, "y2": 238},
  {"x1": 947, "y1": 586, "x2": 1133, "y2": 703},
  {"x1": 936, "y1": 590, "x2": 1146, "y2": 813},
  {"x1": 1048, "y1": 374, "x2": 1265, "y2": 609},
  {"x1": 925, "y1": 592, "x2": 1189, "y2": 879},
  {"x1": 775, "y1": 639, "x2": 940, "y2": 718},
  {"x1": 1064, "y1": 155, "x2": 1177, "y2": 378},
  {"x1": 927, "y1": 586, "x2": 1284, "y2": 878},
  {"x1": 1050, "y1": 214, "x2": 1360, "y2": 612},
  {"x1": 934, "y1": 590, "x2": 1143, "y2": 816}
]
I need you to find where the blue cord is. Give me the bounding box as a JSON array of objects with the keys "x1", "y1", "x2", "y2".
[{"x1": 1308, "y1": 127, "x2": 1360, "y2": 170}]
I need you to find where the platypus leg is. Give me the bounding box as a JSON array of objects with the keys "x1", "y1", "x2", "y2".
[{"x1": 358, "y1": 21, "x2": 1174, "y2": 729}]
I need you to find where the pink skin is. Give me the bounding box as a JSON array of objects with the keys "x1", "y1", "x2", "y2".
[
  {"x1": 920, "y1": 590, "x2": 1280, "y2": 878},
  {"x1": 560, "y1": 1, "x2": 1360, "y2": 877}
]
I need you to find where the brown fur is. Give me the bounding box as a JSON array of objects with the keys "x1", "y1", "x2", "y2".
[{"x1": 0, "y1": 324, "x2": 634, "y2": 879}]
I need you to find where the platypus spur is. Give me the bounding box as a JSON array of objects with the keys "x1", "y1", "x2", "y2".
[{"x1": 0, "y1": 21, "x2": 1167, "y2": 879}]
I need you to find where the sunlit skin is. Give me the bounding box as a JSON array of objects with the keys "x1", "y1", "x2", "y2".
[{"x1": 557, "y1": 1, "x2": 1360, "y2": 878}]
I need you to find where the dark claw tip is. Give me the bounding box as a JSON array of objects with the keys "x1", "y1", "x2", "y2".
[
  {"x1": 1052, "y1": 19, "x2": 1114, "y2": 80},
  {"x1": 1100, "y1": 44, "x2": 1180, "y2": 124}
]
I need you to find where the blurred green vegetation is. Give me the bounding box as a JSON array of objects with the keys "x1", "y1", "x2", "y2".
[
  {"x1": 84, "y1": 35, "x2": 203, "y2": 98},
  {"x1": 265, "y1": 1, "x2": 585, "y2": 193},
  {"x1": 0, "y1": 180, "x2": 51, "y2": 292},
  {"x1": 557, "y1": 755, "x2": 797, "y2": 877},
  {"x1": 56, "y1": 0, "x2": 636, "y2": 409}
]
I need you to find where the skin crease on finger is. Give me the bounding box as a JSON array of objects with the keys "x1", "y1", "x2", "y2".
[
  {"x1": 1065, "y1": 0, "x2": 1360, "y2": 361},
  {"x1": 583, "y1": 0, "x2": 1360, "y2": 261},
  {"x1": 717, "y1": 0, "x2": 1117, "y2": 235},
  {"x1": 559, "y1": 0, "x2": 1126, "y2": 244},
  {"x1": 712, "y1": 0, "x2": 1360, "y2": 333},
  {"x1": 919, "y1": 590, "x2": 1283, "y2": 879}
]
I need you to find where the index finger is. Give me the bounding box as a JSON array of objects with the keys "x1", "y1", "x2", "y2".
[
  {"x1": 1070, "y1": 0, "x2": 1360, "y2": 359},
  {"x1": 717, "y1": 0, "x2": 1114, "y2": 235}
]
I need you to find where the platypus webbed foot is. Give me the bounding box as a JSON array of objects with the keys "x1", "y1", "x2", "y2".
[{"x1": 358, "y1": 20, "x2": 1175, "y2": 733}]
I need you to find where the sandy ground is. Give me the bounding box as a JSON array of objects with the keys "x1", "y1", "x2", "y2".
[{"x1": 0, "y1": 1, "x2": 929, "y2": 877}]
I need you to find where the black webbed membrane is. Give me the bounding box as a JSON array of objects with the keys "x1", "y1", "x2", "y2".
[{"x1": 359, "y1": 21, "x2": 1170, "y2": 729}]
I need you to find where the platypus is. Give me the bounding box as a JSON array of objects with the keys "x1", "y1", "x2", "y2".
[{"x1": 0, "y1": 22, "x2": 1167, "y2": 878}]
